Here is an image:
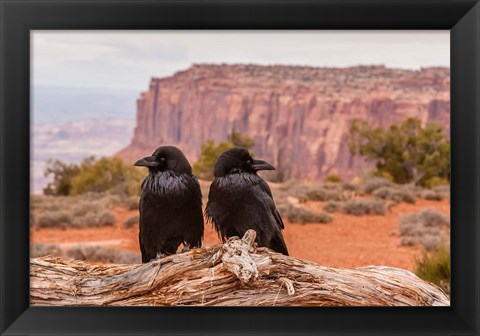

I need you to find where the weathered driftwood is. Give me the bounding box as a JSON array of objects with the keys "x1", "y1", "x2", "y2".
[{"x1": 30, "y1": 230, "x2": 449, "y2": 306}]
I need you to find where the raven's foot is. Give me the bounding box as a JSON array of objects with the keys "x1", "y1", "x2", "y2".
[{"x1": 181, "y1": 245, "x2": 191, "y2": 253}]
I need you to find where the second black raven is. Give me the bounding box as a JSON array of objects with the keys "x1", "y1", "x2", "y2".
[
  {"x1": 205, "y1": 147, "x2": 288, "y2": 255},
  {"x1": 134, "y1": 146, "x2": 204, "y2": 263}
]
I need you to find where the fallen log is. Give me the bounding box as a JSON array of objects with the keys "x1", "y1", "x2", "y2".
[{"x1": 30, "y1": 230, "x2": 449, "y2": 306}]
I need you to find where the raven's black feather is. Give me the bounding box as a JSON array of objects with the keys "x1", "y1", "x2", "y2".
[
  {"x1": 205, "y1": 147, "x2": 288, "y2": 255},
  {"x1": 135, "y1": 146, "x2": 204, "y2": 263}
]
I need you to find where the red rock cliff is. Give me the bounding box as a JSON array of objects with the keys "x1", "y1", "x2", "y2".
[{"x1": 117, "y1": 64, "x2": 450, "y2": 181}]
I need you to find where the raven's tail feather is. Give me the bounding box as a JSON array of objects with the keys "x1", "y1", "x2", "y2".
[{"x1": 271, "y1": 233, "x2": 289, "y2": 256}]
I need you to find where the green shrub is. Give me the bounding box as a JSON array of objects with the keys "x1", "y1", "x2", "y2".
[
  {"x1": 324, "y1": 174, "x2": 343, "y2": 183},
  {"x1": 349, "y1": 118, "x2": 450, "y2": 186},
  {"x1": 43, "y1": 159, "x2": 82, "y2": 196},
  {"x1": 193, "y1": 140, "x2": 234, "y2": 180},
  {"x1": 71, "y1": 157, "x2": 144, "y2": 196},
  {"x1": 43, "y1": 156, "x2": 145, "y2": 196},
  {"x1": 415, "y1": 244, "x2": 450, "y2": 295},
  {"x1": 193, "y1": 130, "x2": 255, "y2": 180},
  {"x1": 342, "y1": 199, "x2": 386, "y2": 216},
  {"x1": 424, "y1": 177, "x2": 450, "y2": 189}
]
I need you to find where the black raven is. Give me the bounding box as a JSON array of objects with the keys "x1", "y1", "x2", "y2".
[
  {"x1": 205, "y1": 147, "x2": 288, "y2": 255},
  {"x1": 134, "y1": 146, "x2": 204, "y2": 263}
]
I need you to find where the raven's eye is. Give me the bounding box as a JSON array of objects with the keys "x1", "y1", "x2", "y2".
[
  {"x1": 246, "y1": 159, "x2": 253, "y2": 164},
  {"x1": 159, "y1": 157, "x2": 166, "y2": 162}
]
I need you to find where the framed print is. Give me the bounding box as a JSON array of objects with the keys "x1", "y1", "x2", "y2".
[{"x1": 1, "y1": 0, "x2": 479, "y2": 335}]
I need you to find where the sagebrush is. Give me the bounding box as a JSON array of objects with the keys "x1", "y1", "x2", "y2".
[
  {"x1": 399, "y1": 209, "x2": 450, "y2": 250},
  {"x1": 341, "y1": 199, "x2": 386, "y2": 216},
  {"x1": 31, "y1": 192, "x2": 139, "y2": 229},
  {"x1": 278, "y1": 204, "x2": 332, "y2": 224},
  {"x1": 31, "y1": 243, "x2": 140, "y2": 264}
]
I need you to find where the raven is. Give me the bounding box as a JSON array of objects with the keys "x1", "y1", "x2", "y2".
[
  {"x1": 205, "y1": 147, "x2": 288, "y2": 255},
  {"x1": 134, "y1": 146, "x2": 204, "y2": 263}
]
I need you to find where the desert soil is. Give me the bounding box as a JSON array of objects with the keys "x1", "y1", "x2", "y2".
[{"x1": 30, "y1": 199, "x2": 449, "y2": 272}]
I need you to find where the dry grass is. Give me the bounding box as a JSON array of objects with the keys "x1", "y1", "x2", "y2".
[
  {"x1": 415, "y1": 244, "x2": 450, "y2": 295},
  {"x1": 399, "y1": 209, "x2": 450, "y2": 250}
]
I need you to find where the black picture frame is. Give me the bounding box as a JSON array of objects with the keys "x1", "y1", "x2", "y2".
[{"x1": 1, "y1": 0, "x2": 479, "y2": 335}]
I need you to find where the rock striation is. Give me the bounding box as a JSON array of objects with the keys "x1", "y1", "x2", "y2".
[{"x1": 117, "y1": 64, "x2": 450, "y2": 181}]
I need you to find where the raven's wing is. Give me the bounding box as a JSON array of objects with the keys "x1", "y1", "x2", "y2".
[
  {"x1": 252, "y1": 179, "x2": 289, "y2": 255},
  {"x1": 204, "y1": 179, "x2": 230, "y2": 239},
  {"x1": 258, "y1": 179, "x2": 285, "y2": 230},
  {"x1": 180, "y1": 176, "x2": 204, "y2": 248}
]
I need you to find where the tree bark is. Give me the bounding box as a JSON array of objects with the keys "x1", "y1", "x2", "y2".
[{"x1": 30, "y1": 230, "x2": 449, "y2": 306}]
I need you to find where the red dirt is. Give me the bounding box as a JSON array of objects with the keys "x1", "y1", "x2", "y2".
[{"x1": 30, "y1": 199, "x2": 450, "y2": 272}]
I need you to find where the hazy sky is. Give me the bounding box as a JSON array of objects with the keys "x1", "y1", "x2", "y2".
[{"x1": 32, "y1": 31, "x2": 449, "y2": 91}]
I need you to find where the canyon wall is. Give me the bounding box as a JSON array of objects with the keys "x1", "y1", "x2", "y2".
[{"x1": 117, "y1": 64, "x2": 450, "y2": 181}]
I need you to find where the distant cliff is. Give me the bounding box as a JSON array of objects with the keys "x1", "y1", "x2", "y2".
[{"x1": 117, "y1": 64, "x2": 450, "y2": 181}]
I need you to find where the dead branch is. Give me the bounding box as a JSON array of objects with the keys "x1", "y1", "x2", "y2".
[{"x1": 30, "y1": 230, "x2": 449, "y2": 306}]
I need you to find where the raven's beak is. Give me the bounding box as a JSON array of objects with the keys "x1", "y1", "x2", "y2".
[
  {"x1": 134, "y1": 156, "x2": 158, "y2": 167},
  {"x1": 251, "y1": 159, "x2": 275, "y2": 171}
]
